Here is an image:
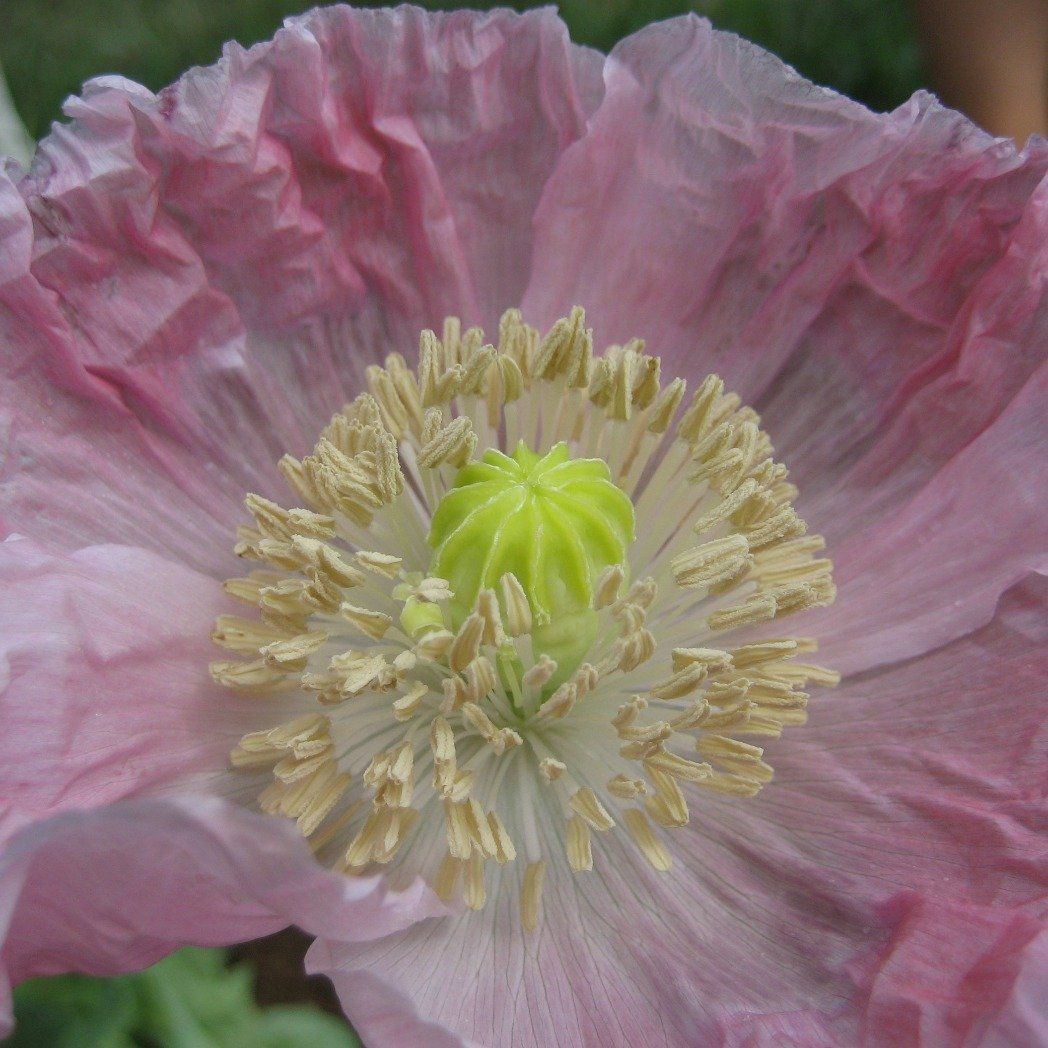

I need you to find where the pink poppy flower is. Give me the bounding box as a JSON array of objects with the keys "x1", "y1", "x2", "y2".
[{"x1": 2, "y1": 5, "x2": 1045, "y2": 1046}]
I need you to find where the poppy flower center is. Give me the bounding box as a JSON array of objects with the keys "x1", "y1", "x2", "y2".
[{"x1": 212, "y1": 308, "x2": 837, "y2": 929}]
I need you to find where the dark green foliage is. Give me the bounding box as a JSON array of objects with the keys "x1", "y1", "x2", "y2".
[{"x1": 4, "y1": 948, "x2": 358, "y2": 1047}]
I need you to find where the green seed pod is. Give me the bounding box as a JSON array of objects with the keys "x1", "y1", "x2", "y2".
[{"x1": 427, "y1": 441, "x2": 635, "y2": 682}]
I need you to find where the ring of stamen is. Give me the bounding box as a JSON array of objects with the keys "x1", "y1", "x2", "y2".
[{"x1": 212, "y1": 307, "x2": 837, "y2": 930}]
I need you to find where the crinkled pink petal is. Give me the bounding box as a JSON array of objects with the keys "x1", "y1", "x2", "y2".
[
  {"x1": 523, "y1": 14, "x2": 1047, "y2": 671},
  {"x1": 806, "y1": 361, "x2": 1048, "y2": 674},
  {"x1": 0, "y1": 164, "x2": 246, "y2": 574},
  {"x1": 853, "y1": 894, "x2": 1045, "y2": 1047},
  {"x1": 979, "y1": 929, "x2": 1048, "y2": 1048},
  {"x1": 0, "y1": 536, "x2": 268, "y2": 840},
  {"x1": 800, "y1": 167, "x2": 1047, "y2": 538},
  {"x1": 0, "y1": 795, "x2": 444, "y2": 1037},
  {"x1": 525, "y1": 15, "x2": 1045, "y2": 493},
  {"x1": 310, "y1": 576, "x2": 1046, "y2": 1046},
  {"x1": 3, "y1": 6, "x2": 602, "y2": 568}
]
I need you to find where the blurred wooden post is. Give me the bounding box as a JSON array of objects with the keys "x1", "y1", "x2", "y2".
[{"x1": 914, "y1": 0, "x2": 1048, "y2": 142}]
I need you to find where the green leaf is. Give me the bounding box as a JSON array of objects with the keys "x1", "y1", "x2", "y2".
[
  {"x1": 7, "y1": 973, "x2": 140, "y2": 1048},
  {"x1": 6, "y1": 948, "x2": 358, "y2": 1048},
  {"x1": 254, "y1": 1007, "x2": 362, "y2": 1048},
  {"x1": 135, "y1": 948, "x2": 358, "y2": 1048}
]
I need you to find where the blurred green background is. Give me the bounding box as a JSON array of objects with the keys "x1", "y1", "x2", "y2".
[
  {"x1": 3, "y1": 0, "x2": 924, "y2": 140},
  {"x1": 1, "y1": 1, "x2": 923, "y2": 1044}
]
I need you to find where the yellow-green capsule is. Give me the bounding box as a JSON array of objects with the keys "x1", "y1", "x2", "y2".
[{"x1": 427, "y1": 441, "x2": 634, "y2": 684}]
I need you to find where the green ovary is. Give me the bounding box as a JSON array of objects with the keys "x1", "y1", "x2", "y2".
[{"x1": 424, "y1": 442, "x2": 635, "y2": 688}]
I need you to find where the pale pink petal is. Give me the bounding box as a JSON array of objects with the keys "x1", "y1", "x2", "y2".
[
  {"x1": 753, "y1": 573, "x2": 1047, "y2": 911},
  {"x1": 979, "y1": 929, "x2": 1048, "y2": 1048},
  {"x1": 0, "y1": 164, "x2": 243, "y2": 574},
  {"x1": 523, "y1": 15, "x2": 1047, "y2": 670},
  {"x1": 311, "y1": 817, "x2": 858, "y2": 1046},
  {"x1": 714, "y1": 1011, "x2": 841, "y2": 1047},
  {"x1": 309, "y1": 851, "x2": 693, "y2": 1047},
  {"x1": 853, "y1": 895, "x2": 1045, "y2": 1046},
  {"x1": 696, "y1": 574, "x2": 1047, "y2": 1042},
  {"x1": 524, "y1": 16, "x2": 1044, "y2": 483},
  {"x1": 314, "y1": 958, "x2": 466, "y2": 1048},
  {"x1": 788, "y1": 170, "x2": 1047, "y2": 541},
  {"x1": 0, "y1": 795, "x2": 443, "y2": 1037},
  {"x1": 311, "y1": 577, "x2": 1046, "y2": 1046},
  {"x1": 3, "y1": 7, "x2": 602, "y2": 568},
  {"x1": 803, "y1": 362, "x2": 1048, "y2": 674},
  {"x1": 0, "y1": 536, "x2": 270, "y2": 840}
]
